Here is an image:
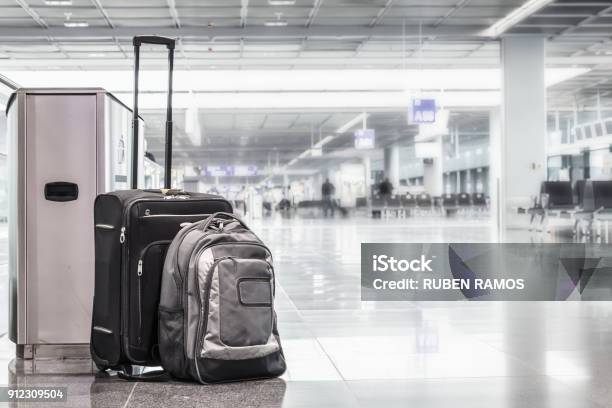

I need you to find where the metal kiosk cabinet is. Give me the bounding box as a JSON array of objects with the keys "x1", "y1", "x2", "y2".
[{"x1": 6, "y1": 88, "x2": 144, "y2": 359}]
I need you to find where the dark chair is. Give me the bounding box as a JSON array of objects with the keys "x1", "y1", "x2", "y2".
[
  {"x1": 441, "y1": 193, "x2": 457, "y2": 207},
  {"x1": 371, "y1": 195, "x2": 385, "y2": 209},
  {"x1": 472, "y1": 193, "x2": 487, "y2": 207},
  {"x1": 384, "y1": 195, "x2": 401, "y2": 218},
  {"x1": 592, "y1": 181, "x2": 612, "y2": 210},
  {"x1": 575, "y1": 179, "x2": 586, "y2": 207},
  {"x1": 371, "y1": 194, "x2": 385, "y2": 218},
  {"x1": 416, "y1": 193, "x2": 432, "y2": 211},
  {"x1": 541, "y1": 181, "x2": 573, "y2": 210},
  {"x1": 530, "y1": 182, "x2": 575, "y2": 229},
  {"x1": 400, "y1": 194, "x2": 415, "y2": 217},
  {"x1": 568, "y1": 180, "x2": 611, "y2": 236},
  {"x1": 355, "y1": 197, "x2": 367, "y2": 208},
  {"x1": 592, "y1": 181, "x2": 612, "y2": 239},
  {"x1": 574, "y1": 180, "x2": 596, "y2": 235},
  {"x1": 457, "y1": 193, "x2": 470, "y2": 207},
  {"x1": 440, "y1": 193, "x2": 458, "y2": 216},
  {"x1": 296, "y1": 200, "x2": 323, "y2": 218},
  {"x1": 387, "y1": 195, "x2": 401, "y2": 208}
]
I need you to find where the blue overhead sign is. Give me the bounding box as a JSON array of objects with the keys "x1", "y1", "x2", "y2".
[
  {"x1": 233, "y1": 165, "x2": 258, "y2": 177},
  {"x1": 411, "y1": 98, "x2": 436, "y2": 124},
  {"x1": 205, "y1": 165, "x2": 232, "y2": 177},
  {"x1": 355, "y1": 129, "x2": 375, "y2": 149}
]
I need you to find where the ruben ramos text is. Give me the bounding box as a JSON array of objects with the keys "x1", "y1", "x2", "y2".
[{"x1": 372, "y1": 278, "x2": 525, "y2": 291}]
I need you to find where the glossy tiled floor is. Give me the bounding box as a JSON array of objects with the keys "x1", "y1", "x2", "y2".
[{"x1": 2, "y1": 215, "x2": 612, "y2": 407}]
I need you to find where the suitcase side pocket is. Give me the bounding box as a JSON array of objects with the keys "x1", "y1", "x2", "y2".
[{"x1": 133, "y1": 241, "x2": 171, "y2": 356}]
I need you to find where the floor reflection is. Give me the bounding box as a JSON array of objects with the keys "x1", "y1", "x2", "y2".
[{"x1": 0, "y1": 217, "x2": 611, "y2": 407}]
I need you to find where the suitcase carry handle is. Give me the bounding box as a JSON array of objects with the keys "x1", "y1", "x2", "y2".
[
  {"x1": 132, "y1": 35, "x2": 176, "y2": 190},
  {"x1": 200, "y1": 212, "x2": 250, "y2": 232}
]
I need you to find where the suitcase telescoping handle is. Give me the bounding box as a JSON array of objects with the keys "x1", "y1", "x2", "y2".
[{"x1": 132, "y1": 35, "x2": 176, "y2": 190}]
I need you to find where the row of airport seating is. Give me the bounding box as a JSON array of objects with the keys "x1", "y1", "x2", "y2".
[
  {"x1": 536, "y1": 180, "x2": 612, "y2": 211},
  {"x1": 296, "y1": 199, "x2": 349, "y2": 217},
  {"x1": 291, "y1": 193, "x2": 490, "y2": 218},
  {"x1": 529, "y1": 180, "x2": 612, "y2": 236},
  {"x1": 371, "y1": 192, "x2": 488, "y2": 218}
]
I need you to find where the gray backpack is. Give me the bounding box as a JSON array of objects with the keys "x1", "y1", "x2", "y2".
[{"x1": 158, "y1": 212, "x2": 286, "y2": 383}]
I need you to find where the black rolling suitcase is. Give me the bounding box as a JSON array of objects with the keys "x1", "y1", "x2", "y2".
[{"x1": 90, "y1": 35, "x2": 232, "y2": 377}]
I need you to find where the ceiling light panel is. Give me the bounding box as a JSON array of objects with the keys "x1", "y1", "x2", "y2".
[
  {"x1": 268, "y1": 0, "x2": 296, "y2": 5},
  {"x1": 264, "y1": 20, "x2": 289, "y2": 26},
  {"x1": 64, "y1": 20, "x2": 89, "y2": 27},
  {"x1": 44, "y1": 0, "x2": 73, "y2": 5},
  {"x1": 483, "y1": 0, "x2": 555, "y2": 37}
]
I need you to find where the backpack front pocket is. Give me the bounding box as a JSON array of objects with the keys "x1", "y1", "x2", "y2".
[
  {"x1": 220, "y1": 267, "x2": 273, "y2": 347},
  {"x1": 196, "y1": 257, "x2": 279, "y2": 363}
]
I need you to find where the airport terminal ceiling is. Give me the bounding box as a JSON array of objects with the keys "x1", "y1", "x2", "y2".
[
  {"x1": 0, "y1": 1, "x2": 611, "y2": 94},
  {"x1": 1, "y1": 0, "x2": 612, "y2": 182},
  {"x1": 0, "y1": 0, "x2": 603, "y2": 243}
]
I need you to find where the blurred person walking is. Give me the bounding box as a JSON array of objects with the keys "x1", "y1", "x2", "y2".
[
  {"x1": 379, "y1": 177, "x2": 393, "y2": 203},
  {"x1": 322, "y1": 178, "x2": 335, "y2": 217}
]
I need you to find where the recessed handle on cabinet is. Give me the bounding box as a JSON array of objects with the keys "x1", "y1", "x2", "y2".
[{"x1": 44, "y1": 182, "x2": 79, "y2": 202}]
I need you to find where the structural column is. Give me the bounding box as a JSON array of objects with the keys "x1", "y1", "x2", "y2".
[
  {"x1": 384, "y1": 145, "x2": 400, "y2": 189},
  {"x1": 489, "y1": 107, "x2": 502, "y2": 236},
  {"x1": 422, "y1": 136, "x2": 444, "y2": 196},
  {"x1": 500, "y1": 36, "x2": 547, "y2": 234},
  {"x1": 363, "y1": 156, "x2": 372, "y2": 197}
]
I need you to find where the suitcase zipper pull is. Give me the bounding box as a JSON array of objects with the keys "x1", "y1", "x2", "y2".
[
  {"x1": 137, "y1": 259, "x2": 143, "y2": 276},
  {"x1": 119, "y1": 227, "x2": 126, "y2": 243}
]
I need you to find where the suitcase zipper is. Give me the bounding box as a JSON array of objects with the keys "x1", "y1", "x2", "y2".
[
  {"x1": 137, "y1": 259, "x2": 143, "y2": 344},
  {"x1": 119, "y1": 226, "x2": 126, "y2": 243},
  {"x1": 142, "y1": 212, "x2": 211, "y2": 218}
]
